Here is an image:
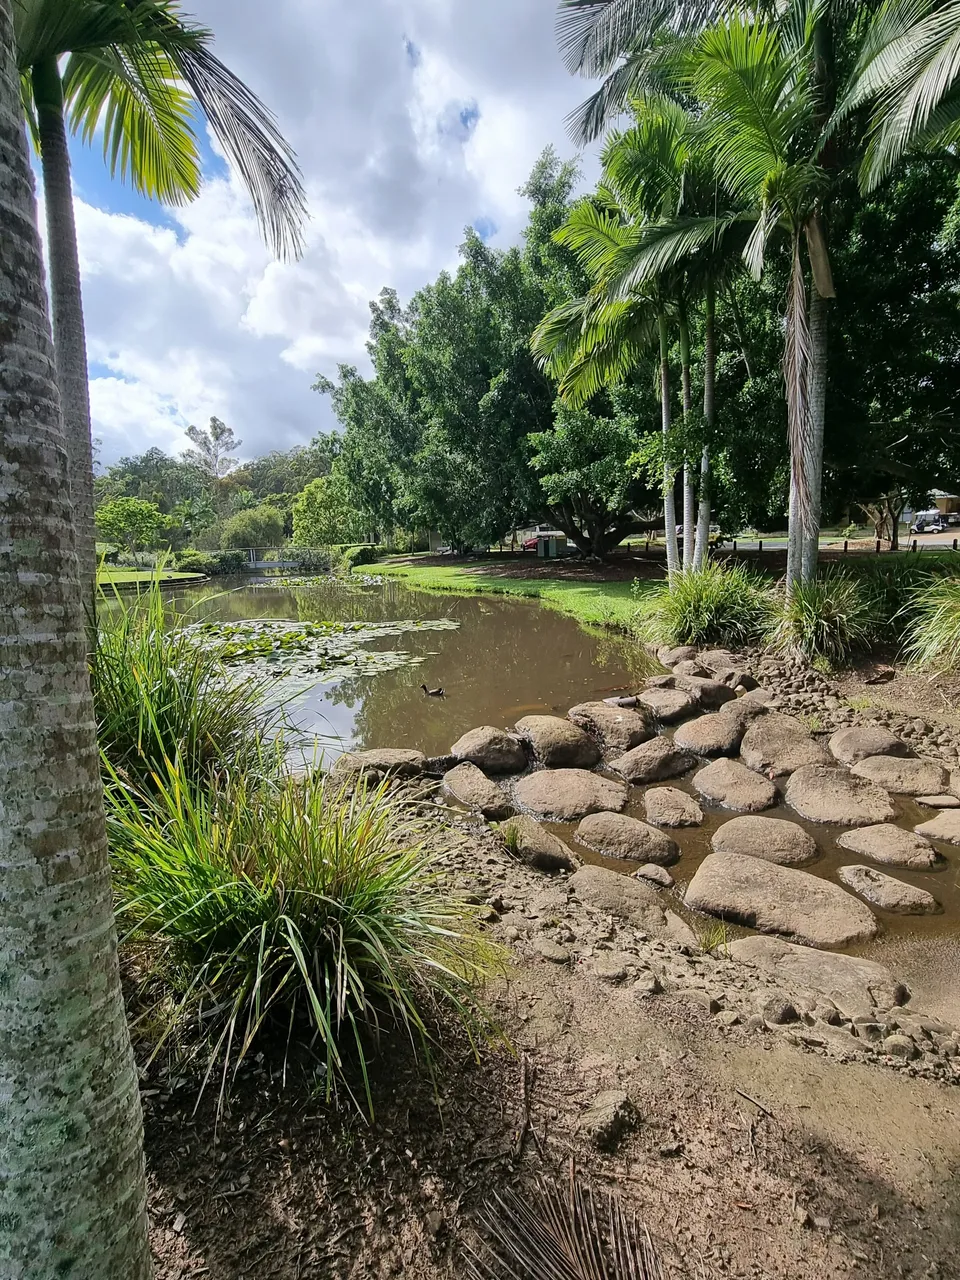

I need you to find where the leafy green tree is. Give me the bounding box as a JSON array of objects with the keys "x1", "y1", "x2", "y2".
[
  {"x1": 292, "y1": 470, "x2": 367, "y2": 546},
  {"x1": 220, "y1": 504, "x2": 284, "y2": 556},
  {"x1": 230, "y1": 434, "x2": 341, "y2": 500},
  {"x1": 95, "y1": 445, "x2": 206, "y2": 511},
  {"x1": 94, "y1": 495, "x2": 165, "y2": 562}
]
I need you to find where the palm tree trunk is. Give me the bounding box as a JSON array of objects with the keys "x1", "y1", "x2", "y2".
[
  {"x1": 32, "y1": 56, "x2": 98, "y2": 610},
  {"x1": 801, "y1": 285, "x2": 829, "y2": 581},
  {"x1": 784, "y1": 238, "x2": 812, "y2": 593},
  {"x1": 658, "y1": 311, "x2": 679, "y2": 582},
  {"x1": 678, "y1": 303, "x2": 695, "y2": 571},
  {"x1": 0, "y1": 13, "x2": 153, "y2": 1275},
  {"x1": 693, "y1": 286, "x2": 715, "y2": 572}
]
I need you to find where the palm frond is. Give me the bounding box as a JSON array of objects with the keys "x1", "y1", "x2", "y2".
[
  {"x1": 599, "y1": 213, "x2": 748, "y2": 300},
  {"x1": 531, "y1": 295, "x2": 595, "y2": 375},
  {"x1": 563, "y1": 38, "x2": 694, "y2": 145},
  {"x1": 556, "y1": 0, "x2": 723, "y2": 76}
]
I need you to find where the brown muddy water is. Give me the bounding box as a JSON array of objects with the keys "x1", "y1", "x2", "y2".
[{"x1": 168, "y1": 575, "x2": 960, "y2": 1022}]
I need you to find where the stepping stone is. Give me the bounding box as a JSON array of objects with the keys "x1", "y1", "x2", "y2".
[
  {"x1": 718, "y1": 697, "x2": 769, "y2": 734},
  {"x1": 576, "y1": 812, "x2": 679, "y2": 864},
  {"x1": 656, "y1": 644, "x2": 698, "y2": 667},
  {"x1": 499, "y1": 814, "x2": 578, "y2": 872},
  {"x1": 697, "y1": 648, "x2": 738, "y2": 672},
  {"x1": 740, "y1": 713, "x2": 831, "y2": 778},
  {"x1": 916, "y1": 794, "x2": 960, "y2": 808},
  {"x1": 685, "y1": 851, "x2": 878, "y2": 949},
  {"x1": 915, "y1": 810, "x2": 960, "y2": 846},
  {"x1": 567, "y1": 700, "x2": 652, "y2": 755},
  {"x1": 694, "y1": 758, "x2": 777, "y2": 812},
  {"x1": 513, "y1": 769, "x2": 627, "y2": 821},
  {"x1": 569, "y1": 865, "x2": 667, "y2": 932},
  {"x1": 785, "y1": 765, "x2": 895, "y2": 826},
  {"x1": 674, "y1": 713, "x2": 742, "y2": 756},
  {"x1": 634, "y1": 864, "x2": 675, "y2": 888},
  {"x1": 443, "y1": 763, "x2": 516, "y2": 820},
  {"x1": 829, "y1": 725, "x2": 912, "y2": 767},
  {"x1": 515, "y1": 715, "x2": 601, "y2": 769},
  {"x1": 674, "y1": 674, "x2": 738, "y2": 709},
  {"x1": 608, "y1": 737, "x2": 695, "y2": 784},
  {"x1": 451, "y1": 726, "x2": 527, "y2": 774},
  {"x1": 837, "y1": 864, "x2": 939, "y2": 914},
  {"x1": 851, "y1": 755, "x2": 948, "y2": 796},
  {"x1": 672, "y1": 659, "x2": 710, "y2": 676},
  {"x1": 711, "y1": 665, "x2": 758, "y2": 690},
  {"x1": 711, "y1": 815, "x2": 818, "y2": 866},
  {"x1": 332, "y1": 748, "x2": 425, "y2": 780},
  {"x1": 637, "y1": 687, "x2": 699, "y2": 723},
  {"x1": 837, "y1": 824, "x2": 938, "y2": 869},
  {"x1": 643, "y1": 786, "x2": 704, "y2": 827},
  {"x1": 725, "y1": 936, "x2": 909, "y2": 1019}
]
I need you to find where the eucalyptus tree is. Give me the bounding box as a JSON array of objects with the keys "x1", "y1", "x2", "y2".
[
  {"x1": 14, "y1": 0, "x2": 306, "y2": 600},
  {"x1": 0, "y1": 0, "x2": 152, "y2": 1269}
]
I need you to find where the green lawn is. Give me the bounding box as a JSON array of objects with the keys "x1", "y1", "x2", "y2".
[
  {"x1": 364, "y1": 559, "x2": 655, "y2": 630},
  {"x1": 97, "y1": 567, "x2": 206, "y2": 586}
]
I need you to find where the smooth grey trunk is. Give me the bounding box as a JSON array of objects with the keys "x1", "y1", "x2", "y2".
[
  {"x1": 693, "y1": 288, "x2": 715, "y2": 572},
  {"x1": 784, "y1": 239, "x2": 812, "y2": 594},
  {"x1": 658, "y1": 311, "x2": 679, "y2": 582},
  {"x1": 678, "y1": 305, "x2": 695, "y2": 571},
  {"x1": 801, "y1": 286, "x2": 829, "y2": 581},
  {"x1": 0, "y1": 9, "x2": 153, "y2": 1275},
  {"x1": 33, "y1": 56, "x2": 98, "y2": 610}
]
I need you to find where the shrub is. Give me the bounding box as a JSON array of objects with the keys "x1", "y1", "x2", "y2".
[
  {"x1": 839, "y1": 554, "x2": 937, "y2": 641},
  {"x1": 176, "y1": 549, "x2": 248, "y2": 575},
  {"x1": 106, "y1": 764, "x2": 499, "y2": 1112},
  {"x1": 339, "y1": 543, "x2": 385, "y2": 570},
  {"x1": 92, "y1": 582, "x2": 282, "y2": 790},
  {"x1": 634, "y1": 562, "x2": 775, "y2": 647},
  {"x1": 220, "y1": 505, "x2": 285, "y2": 553},
  {"x1": 769, "y1": 573, "x2": 879, "y2": 666},
  {"x1": 902, "y1": 575, "x2": 960, "y2": 672}
]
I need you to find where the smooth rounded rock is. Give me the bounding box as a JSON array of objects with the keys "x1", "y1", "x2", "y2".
[
  {"x1": 568, "y1": 865, "x2": 667, "y2": 932},
  {"x1": 837, "y1": 864, "x2": 939, "y2": 914},
  {"x1": 637, "y1": 686, "x2": 699, "y2": 723},
  {"x1": 576, "y1": 812, "x2": 679, "y2": 864},
  {"x1": 697, "y1": 648, "x2": 738, "y2": 672},
  {"x1": 499, "y1": 814, "x2": 578, "y2": 872},
  {"x1": 567, "y1": 700, "x2": 652, "y2": 755},
  {"x1": 643, "y1": 786, "x2": 704, "y2": 827},
  {"x1": 672, "y1": 659, "x2": 710, "y2": 676},
  {"x1": 674, "y1": 674, "x2": 738, "y2": 710},
  {"x1": 711, "y1": 815, "x2": 818, "y2": 866},
  {"x1": 740, "y1": 713, "x2": 831, "y2": 778},
  {"x1": 829, "y1": 725, "x2": 912, "y2": 767},
  {"x1": 450, "y1": 726, "x2": 526, "y2": 774},
  {"x1": 674, "y1": 713, "x2": 743, "y2": 756},
  {"x1": 443, "y1": 762, "x2": 516, "y2": 820},
  {"x1": 513, "y1": 769, "x2": 627, "y2": 821},
  {"x1": 851, "y1": 755, "x2": 948, "y2": 796},
  {"x1": 915, "y1": 810, "x2": 960, "y2": 846},
  {"x1": 634, "y1": 864, "x2": 675, "y2": 888},
  {"x1": 657, "y1": 644, "x2": 698, "y2": 667},
  {"x1": 718, "y1": 697, "x2": 769, "y2": 734},
  {"x1": 515, "y1": 715, "x2": 601, "y2": 769},
  {"x1": 785, "y1": 765, "x2": 896, "y2": 826},
  {"x1": 332, "y1": 748, "x2": 425, "y2": 780},
  {"x1": 685, "y1": 851, "x2": 878, "y2": 949},
  {"x1": 608, "y1": 737, "x2": 695, "y2": 784},
  {"x1": 837, "y1": 824, "x2": 938, "y2": 869},
  {"x1": 916, "y1": 794, "x2": 960, "y2": 808},
  {"x1": 694, "y1": 758, "x2": 777, "y2": 812}
]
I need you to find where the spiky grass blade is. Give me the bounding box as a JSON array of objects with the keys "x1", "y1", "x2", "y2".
[
  {"x1": 902, "y1": 574, "x2": 960, "y2": 672},
  {"x1": 769, "y1": 572, "x2": 880, "y2": 666},
  {"x1": 633, "y1": 561, "x2": 775, "y2": 647}
]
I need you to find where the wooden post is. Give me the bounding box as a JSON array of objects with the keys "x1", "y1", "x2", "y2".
[
  {"x1": 843, "y1": 539, "x2": 848, "y2": 553},
  {"x1": 875, "y1": 539, "x2": 881, "y2": 554}
]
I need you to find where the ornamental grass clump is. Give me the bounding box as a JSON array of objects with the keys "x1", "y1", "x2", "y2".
[
  {"x1": 633, "y1": 562, "x2": 775, "y2": 648},
  {"x1": 106, "y1": 761, "x2": 500, "y2": 1113},
  {"x1": 769, "y1": 573, "x2": 879, "y2": 667},
  {"x1": 92, "y1": 580, "x2": 283, "y2": 789},
  {"x1": 902, "y1": 575, "x2": 960, "y2": 673}
]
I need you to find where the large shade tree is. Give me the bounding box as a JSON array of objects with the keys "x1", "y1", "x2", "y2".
[
  {"x1": 14, "y1": 0, "x2": 307, "y2": 600},
  {"x1": 0, "y1": 0, "x2": 152, "y2": 1269}
]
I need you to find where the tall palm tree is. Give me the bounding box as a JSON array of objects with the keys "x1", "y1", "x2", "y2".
[
  {"x1": 0, "y1": 0, "x2": 152, "y2": 1271},
  {"x1": 15, "y1": 0, "x2": 307, "y2": 602}
]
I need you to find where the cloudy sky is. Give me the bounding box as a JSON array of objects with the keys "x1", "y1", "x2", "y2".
[{"x1": 64, "y1": 0, "x2": 599, "y2": 466}]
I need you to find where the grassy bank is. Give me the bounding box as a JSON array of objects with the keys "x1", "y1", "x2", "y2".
[
  {"x1": 98, "y1": 567, "x2": 206, "y2": 586},
  {"x1": 365, "y1": 559, "x2": 653, "y2": 630}
]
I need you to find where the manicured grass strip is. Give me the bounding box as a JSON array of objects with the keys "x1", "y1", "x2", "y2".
[{"x1": 97, "y1": 568, "x2": 206, "y2": 585}]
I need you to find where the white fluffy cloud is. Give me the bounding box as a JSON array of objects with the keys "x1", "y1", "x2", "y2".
[{"x1": 74, "y1": 0, "x2": 597, "y2": 464}]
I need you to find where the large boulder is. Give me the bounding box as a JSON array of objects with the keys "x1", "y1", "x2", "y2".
[
  {"x1": 837, "y1": 824, "x2": 938, "y2": 869},
  {"x1": 332, "y1": 748, "x2": 425, "y2": 781},
  {"x1": 576, "y1": 812, "x2": 679, "y2": 864},
  {"x1": 673, "y1": 713, "x2": 743, "y2": 756},
  {"x1": 785, "y1": 765, "x2": 896, "y2": 826},
  {"x1": 693, "y1": 758, "x2": 777, "y2": 812},
  {"x1": 637, "y1": 686, "x2": 699, "y2": 723},
  {"x1": 443, "y1": 763, "x2": 516, "y2": 820},
  {"x1": 499, "y1": 814, "x2": 578, "y2": 872},
  {"x1": 915, "y1": 810, "x2": 960, "y2": 846},
  {"x1": 643, "y1": 786, "x2": 704, "y2": 827},
  {"x1": 850, "y1": 755, "x2": 948, "y2": 796},
  {"x1": 685, "y1": 851, "x2": 878, "y2": 949},
  {"x1": 567, "y1": 701, "x2": 652, "y2": 755},
  {"x1": 711, "y1": 815, "x2": 818, "y2": 866},
  {"x1": 740, "y1": 713, "x2": 831, "y2": 778},
  {"x1": 568, "y1": 865, "x2": 667, "y2": 932},
  {"x1": 515, "y1": 715, "x2": 601, "y2": 769},
  {"x1": 608, "y1": 737, "x2": 695, "y2": 784},
  {"x1": 697, "y1": 648, "x2": 738, "y2": 672},
  {"x1": 450, "y1": 726, "x2": 526, "y2": 774},
  {"x1": 829, "y1": 725, "x2": 912, "y2": 767},
  {"x1": 513, "y1": 768, "x2": 627, "y2": 821},
  {"x1": 725, "y1": 935, "x2": 908, "y2": 1018},
  {"x1": 718, "y1": 696, "x2": 770, "y2": 735},
  {"x1": 837, "y1": 864, "x2": 938, "y2": 914},
  {"x1": 656, "y1": 644, "x2": 699, "y2": 667},
  {"x1": 673, "y1": 674, "x2": 738, "y2": 710}
]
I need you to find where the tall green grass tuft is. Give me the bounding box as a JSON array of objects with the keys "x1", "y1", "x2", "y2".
[
  {"x1": 92, "y1": 582, "x2": 282, "y2": 789},
  {"x1": 902, "y1": 575, "x2": 960, "y2": 672},
  {"x1": 106, "y1": 761, "x2": 500, "y2": 1113},
  {"x1": 633, "y1": 562, "x2": 774, "y2": 647},
  {"x1": 769, "y1": 573, "x2": 878, "y2": 667},
  {"x1": 838, "y1": 555, "x2": 944, "y2": 643}
]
